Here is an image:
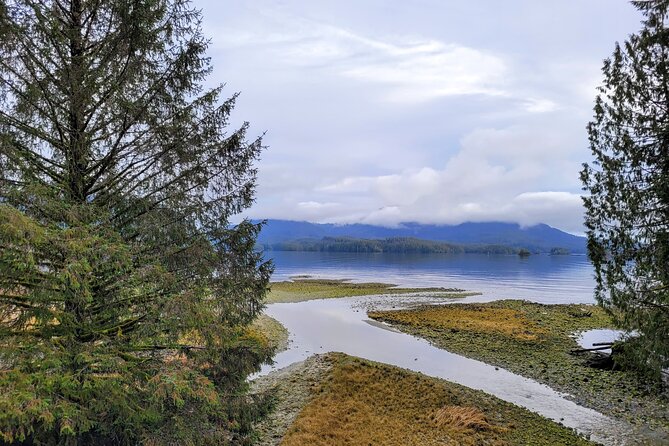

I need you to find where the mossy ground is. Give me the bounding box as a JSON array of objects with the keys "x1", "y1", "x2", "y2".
[
  {"x1": 251, "y1": 314, "x2": 290, "y2": 353},
  {"x1": 280, "y1": 353, "x2": 593, "y2": 446},
  {"x1": 266, "y1": 278, "x2": 478, "y2": 303},
  {"x1": 369, "y1": 300, "x2": 669, "y2": 434}
]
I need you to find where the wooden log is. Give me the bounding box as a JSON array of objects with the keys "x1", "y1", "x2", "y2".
[{"x1": 570, "y1": 346, "x2": 613, "y2": 354}]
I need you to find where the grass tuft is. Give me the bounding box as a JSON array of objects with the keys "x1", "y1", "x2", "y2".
[{"x1": 433, "y1": 405, "x2": 504, "y2": 433}]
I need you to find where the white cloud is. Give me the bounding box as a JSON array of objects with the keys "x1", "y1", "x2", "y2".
[
  {"x1": 340, "y1": 41, "x2": 508, "y2": 103},
  {"x1": 200, "y1": 1, "x2": 642, "y2": 234},
  {"x1": 319, "y1": 176, "x2": 375, "y2": 194},
  {"x1": 301, "y1": 125, "x2": 587, "y2": 233},
  {"x1": 209, "y1": 9, "x2": 559, "y2": 105},
  {"x1": 289, "y1": 201, "x2": 342, "y2": 221},
  {"x1": 524, "y1": 97, "x2": 559, "y2": 113},
  {"x1": 297, "y1": 201, "x2": 340, "y2": 210},
  {"x1": 506, "y1": 191, "x2": 584, "y2": 231}
]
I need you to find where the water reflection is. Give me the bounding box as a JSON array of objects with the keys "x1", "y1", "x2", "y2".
[
  {"x1": 268, "y1": 251, "x2": 595, "y2": 304},
  {"x1": 576, "y1": 329, "x2": 626, "y2": 354}
]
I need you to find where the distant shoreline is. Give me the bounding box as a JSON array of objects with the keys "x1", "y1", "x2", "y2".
[{"x1": 261, "y1": 236, "x2": 576, "y2": 255}]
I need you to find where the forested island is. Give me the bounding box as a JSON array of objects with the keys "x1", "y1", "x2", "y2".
[{"x1": 262, "y1": 236, "x2": 571, "y2": 255}]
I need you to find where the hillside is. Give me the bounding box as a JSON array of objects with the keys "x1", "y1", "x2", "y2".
[{"x1": 256, "y1": 220, "x2": 586, "y2": 254}]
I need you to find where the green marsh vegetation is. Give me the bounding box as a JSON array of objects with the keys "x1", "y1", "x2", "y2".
[{"x1": 251, "y1": 315, "x2": 290, "y2": 353}]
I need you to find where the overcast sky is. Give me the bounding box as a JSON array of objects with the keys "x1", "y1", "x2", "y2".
[{"x1": 196, "y1": 0, "x2": 642, "y2": 234}]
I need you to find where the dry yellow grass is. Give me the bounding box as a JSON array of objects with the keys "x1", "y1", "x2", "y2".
[
  {"x1": 281, "y1": 356, "x2": 510, "y2": 446},
  {"x1": 369, "y1": 305, "x2": 545, "y2": 341},
  {"x1": 279, "y1": 354, "x2": 593, "y2": 446},
  {"x1": 433, "y1": 405, "x2": 504, "y2": 433}
]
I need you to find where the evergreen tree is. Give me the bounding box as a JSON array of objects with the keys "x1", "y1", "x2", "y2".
[
  {"x1": 582, "y1": 0, "x2": 669, "y2": 382},
  {"x1": 0, "y1": 0, "x2": 272, "y2": 444}
]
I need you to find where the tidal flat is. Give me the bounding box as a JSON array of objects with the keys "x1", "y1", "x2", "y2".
[
  {"x1": 369, "y1": 300, "x2": 669, "y2": 436},
  {"x1": 266, "y1": 277, "x2": 478, "y2": 303},
  {"x1": 254, "y1": 352, "x2": 594, "y2": 446}
]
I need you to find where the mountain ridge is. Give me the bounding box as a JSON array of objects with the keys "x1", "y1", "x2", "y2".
[{"x1": 255, "y1": 219, "x2": 587, "y2": 254}]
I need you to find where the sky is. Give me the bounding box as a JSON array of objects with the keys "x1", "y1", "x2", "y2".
[{"x1": 195, "y1": 0, "x2": 642, "y2": 234}]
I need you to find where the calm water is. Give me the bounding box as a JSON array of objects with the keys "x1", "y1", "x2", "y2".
[
  {"x1": 258, "y1": 297, "x2": 644, "y2": 446},
  {"x1": 257, "y1": 252, "x2": 667, "y2": 445},
  {"x1": 268, "y1": 251, "x2": 596, "y2": 304}
]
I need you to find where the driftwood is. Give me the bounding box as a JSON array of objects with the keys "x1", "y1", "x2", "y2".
[
  {"x1": 570, "y1": 342, "x2": 614, "y2": 354},
  {"x1": 570, "y1": 342, "x2": 622, "y2": 371}
]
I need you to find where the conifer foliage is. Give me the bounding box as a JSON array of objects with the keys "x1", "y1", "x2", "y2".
[
  {"x1": 0, "y1": 0, "x2": 272, "y2": 444},
  {"x1": 582, "y1": 0, "x2": 669, "y2": 382}
]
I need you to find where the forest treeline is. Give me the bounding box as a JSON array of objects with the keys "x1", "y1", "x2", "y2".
[{"x1": 263, "y1": 237, "x2": 571, "y2": 255}]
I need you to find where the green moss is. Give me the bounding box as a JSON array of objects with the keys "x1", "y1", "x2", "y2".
[
  {"x1": 266, "y1": 278, "x2": 479, "y2": 303},
  {"x1": 370, "y1": 300, "x2": 669, "y2": 435},
  {"x1": 252, "y1": 314, "x2": 289, "y2": 353}
]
